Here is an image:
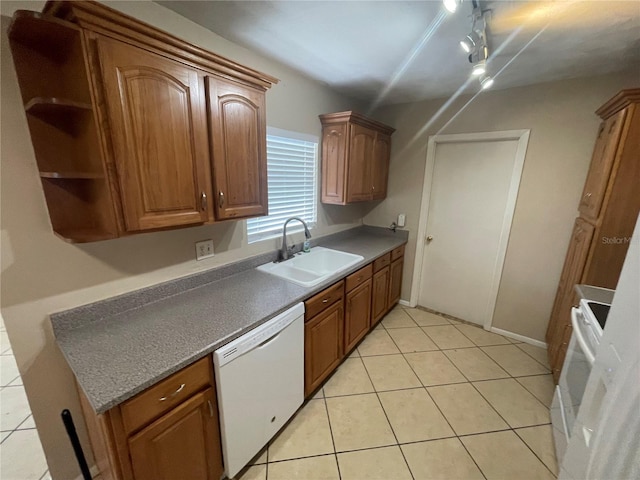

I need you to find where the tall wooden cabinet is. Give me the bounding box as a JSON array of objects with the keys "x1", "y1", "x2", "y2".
[
  {"x1": 8, "y1": 2, "x2": 277, "y2": 242},
  {"x1": 546, "y1": 89, "x2": 640, "y2": 381},
  {"x1": 319, "y1": 111, "x2": 395, "y2": 204}
]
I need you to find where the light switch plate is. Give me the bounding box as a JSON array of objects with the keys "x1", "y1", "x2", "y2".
[{"x1": 195, "y1": 240, "x2": 214, "y2": 260}]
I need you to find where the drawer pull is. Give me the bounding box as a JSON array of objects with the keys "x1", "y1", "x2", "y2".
[
  {"x1": 357, "y1": 276, "x2": 362, "y2": 282},
  {"x1": 322, "y1": 298, "x2": 329, "y2": 303},
  {"x1": 159, "y1": 383, "x2": 185, "y2": 402}
]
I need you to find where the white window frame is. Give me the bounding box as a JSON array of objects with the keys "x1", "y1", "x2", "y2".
[{"x1": 246, "y1": 127, "x2": 319, "y2": 244}]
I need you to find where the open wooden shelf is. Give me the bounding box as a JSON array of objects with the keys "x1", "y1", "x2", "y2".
[
  {"x1": 9, "y1": 10, "x2": 82, "y2": 63},
  {"x1": 26, "y1": 97, "x2": 92, "y2": 113},
  {"x1": 40, "y1": 171, "x2": 104, "y2": 180},
  {"x1": 26, "y1": 97, "x2": 93, "y2": 136}
]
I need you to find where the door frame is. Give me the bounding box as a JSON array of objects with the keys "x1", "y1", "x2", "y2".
[{"x1": 410, "y1": 130, "x2": 530, "y2": 329}]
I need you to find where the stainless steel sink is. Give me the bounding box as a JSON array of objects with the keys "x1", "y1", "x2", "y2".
[{"x1": 257, "y1": 247, "x2": 364, "y2": 287}]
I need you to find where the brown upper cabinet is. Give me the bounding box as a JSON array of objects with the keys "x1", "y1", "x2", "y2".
[
  {"x1": 206, "y1": 77, "x2": 268, "y2": 220},
  {"x1": 319, "y1": 111, "x2": 395, "y2": 204},
  {"x1": 8, "y1": 2, "x2": 277, "y2": 242}
]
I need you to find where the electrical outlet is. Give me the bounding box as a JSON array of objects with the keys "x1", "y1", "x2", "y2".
[
  {"x1": 195, "y1": 240, "x2": 214, "y2": 261},
  {"x1": 397, "y1": 214, "x2": 406, "y2": 227}
]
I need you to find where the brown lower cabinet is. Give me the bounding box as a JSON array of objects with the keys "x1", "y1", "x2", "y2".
[
  {"x1": 388, "y1": 247, "x2": 405, "y2": 309},
  {"x1": 129, "y1": 388, "x2": 221, "y2": 480},
  {"x1": 371, "y1": 266, "x2": 390, "y2": 324},
  {"x1": 79, "y1": 356, "x2": 223, "y2": 480},
  {"x1": 345, "y1": 279, "x2": 373, "y2": 353},
  {"x1": 304, "y1": 301, "x2": 344, "y2": 397}
]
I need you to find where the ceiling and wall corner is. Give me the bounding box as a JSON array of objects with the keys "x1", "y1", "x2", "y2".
[
  {"x1": 362, "y1": 70, "x2": 639, "y2": 342},
  {"x1": 0, "y1": 1, "x2": 368, "y2": 478}
]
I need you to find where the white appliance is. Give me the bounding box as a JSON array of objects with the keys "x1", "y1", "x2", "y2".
[
  {"x1": 551, "y1": 298, "x2": 607, "y2": 463},
  {"x1": 558, "y1": 214, "x2": 640, "y2": 479},
  {"x1": 213, "y1": 303, "x2": 304, "y2": 478}
]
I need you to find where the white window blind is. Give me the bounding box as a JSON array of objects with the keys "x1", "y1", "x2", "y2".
[{"x1": 246, "y1": 130, "x2": 318, "y2": 243}]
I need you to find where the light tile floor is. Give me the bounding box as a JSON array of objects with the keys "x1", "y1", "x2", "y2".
[
  {"x1": 0, "y1": 316, "x2": 51, "y2": 480},
  {"x1": 237, "y1": 305, "x2": 557, "y2": 480}
]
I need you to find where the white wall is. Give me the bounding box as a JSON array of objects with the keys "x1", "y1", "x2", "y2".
[
  {"x1": 0, "y1": 1, "x2": 365, "y2": 478},
  {"x1": 364, "y1": 71, "x2": 639, "y2": 342}
]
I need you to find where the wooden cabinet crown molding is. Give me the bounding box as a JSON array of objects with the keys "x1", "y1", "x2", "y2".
[
  {"x1": 319, "y1": 111, "x2": 396, "y2": 136},
  {"x1": 595, "y1": 88, "x2": 640, "y2": 120},
  {"x1": 43, "y1": 0, "x2": 279, "y2": 90}
]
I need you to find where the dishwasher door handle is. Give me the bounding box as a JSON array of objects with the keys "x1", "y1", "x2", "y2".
[{"x1": 257, "y1": 332, "x2": 281, "y2": 349}]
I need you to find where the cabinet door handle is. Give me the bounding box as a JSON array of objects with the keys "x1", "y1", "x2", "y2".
[
  {"x1": 201, "y1": 192, "x2": 207, "y2": 211},
  {"x1": 207, "y1": 399, "x2": 214, "y2": 418},
  {"x1": 219, "y1": 191, "x2": 225, "y2": 209},
  {"x1": 159, "y1": 383, "x2": 185, "y2": 402}
]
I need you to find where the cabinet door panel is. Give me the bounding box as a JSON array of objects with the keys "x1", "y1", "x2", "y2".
[
  {"x1": 371, "y1": 133, "x2": 390, "y2": 200},
  {"x1": 98, "y1": 37, "x2": 208, "y2": 231},
  {"x1": 388, "y1": 257, "x2": 403, "y2": 311},
  {"x1": 578, "y1": 110, "x2": 626, "y2": 221},
  {"x1": 129, "y1": 388, "x2": 223, "y2": 480},
  {"x1": 305, "y1": 302, "x2": 344, "y2": 397},
  {"x1": 546, "y1": 218, "x2": 595, "y2": 370},
  {"x1": 346, "y1": 124, "x2": 375, "y2": 202},
  {"x1": 345, "y1": 279, "x2": 372, "y2": 352},
  {"x1": 371, "y1": 266, "x2": 390, "y2": 326},
  {"x1": 207, "y1": 77, "x2": 267, "y2": 220},
  {"x1": 321, "y1": 124, "x2": 347, "y2": 204}
]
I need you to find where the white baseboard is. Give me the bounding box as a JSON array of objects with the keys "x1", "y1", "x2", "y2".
[
  {"x1": 72, "y1": 464, "x2": 100, "y2": 480},
  {"x1": 490, "y1": 327, "x2": 548, "y2": 349},
  {"x1": 398, "y1": 299, "x2": 414, "y2": 308}
]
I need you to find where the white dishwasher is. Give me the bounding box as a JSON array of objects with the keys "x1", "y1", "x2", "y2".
[{"x1": 213, "y1": 303, "x2": 304, "y2": 479}]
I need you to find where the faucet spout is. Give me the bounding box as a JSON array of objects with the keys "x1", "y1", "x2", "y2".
[{"x1": 279, "y1": 217, "x2": 312, "y2": 262}]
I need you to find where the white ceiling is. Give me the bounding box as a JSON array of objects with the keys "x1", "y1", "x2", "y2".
[{"x1": 158, "y1": 1, "x2": 640, "y2": 106}]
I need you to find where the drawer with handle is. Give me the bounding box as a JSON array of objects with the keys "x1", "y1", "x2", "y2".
[
  {"x1": 373, "y1": 253, "x2": 391, "y2": 272},
  {"x1": 305, "y1": 280, "x2": 345, "y2": 320},
  {"x1": 391, "y1": 245, "x2": 405, "y2": 261},
  {"x1": 121, "y1": 356, "x2": 213, "y2": 434},
  {"x1": 345, "y1": 264, "x2": 373, "y2": 293}
]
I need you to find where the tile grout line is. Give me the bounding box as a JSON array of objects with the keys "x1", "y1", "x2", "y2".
[
  {"x1": 513, "y1": 426, "x2": 559, "y2": 478},
  {"x1": 321, "y1": 395, "x2": 342, "y2": 480},
  {"x1": 359, "y1": 346, "x2": 416, "y2": 480},
  {"x1": 513, "y1": 342, "x2": 553, "y2": 370}
]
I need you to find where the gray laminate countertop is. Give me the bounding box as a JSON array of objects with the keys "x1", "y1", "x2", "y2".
[{"x1": 52, "y1": 226, "x2": 408, "y2": 413}]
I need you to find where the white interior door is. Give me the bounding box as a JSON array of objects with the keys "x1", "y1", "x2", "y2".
[{"x1": 416, "y1": 131, "x2": 529, "y2": 327}]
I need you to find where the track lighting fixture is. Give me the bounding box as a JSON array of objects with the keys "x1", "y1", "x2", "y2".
[
  {"x1": 443, "y1": 0, "x2": 461, "y2": 13},
  {"x1": 480, "y1": 75, "x2": 494, "y2": 89},
  {"x1": 447, "y1": 0, "x2": 494, "y2": 90}
]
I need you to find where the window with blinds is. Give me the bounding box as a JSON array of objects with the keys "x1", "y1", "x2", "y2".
[{"x1": 246, "y1": 130, "x2": 318, "y2": 244}]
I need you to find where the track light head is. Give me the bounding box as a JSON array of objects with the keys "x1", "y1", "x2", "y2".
[
  {"x1": 480, "y1": 75, "x2": 494, "y2": 90},
  {"x1": 443, "y1": 0, "x2": 461, "y2": 13},
  {"x1": 460, "y1": 35, "x2": 475, "y2": 53},
  {"x1": 472, "y1": 60, "x2": 486, "y2": 76}
]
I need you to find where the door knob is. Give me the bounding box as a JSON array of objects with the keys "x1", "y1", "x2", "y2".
[{"x1": 426, "y1": 235, "x2": 433, "y2": 242}]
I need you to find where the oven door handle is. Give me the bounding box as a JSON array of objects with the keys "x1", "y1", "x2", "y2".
[{"x1": 570, "y1": 307, "x2": 596, "y2": 365}]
